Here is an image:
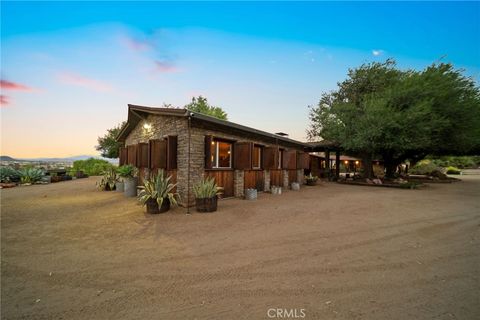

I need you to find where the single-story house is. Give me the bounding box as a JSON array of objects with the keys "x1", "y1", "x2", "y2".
[{"x1": 116, "y1": 104, "x2": 319, "y2": 206}]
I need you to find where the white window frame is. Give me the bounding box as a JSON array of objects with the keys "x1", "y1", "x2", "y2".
[{"x1": 212, "y1": 140, "x2": 232, "y2": 169}]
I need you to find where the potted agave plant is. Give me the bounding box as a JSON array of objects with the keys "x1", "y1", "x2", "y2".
[
  {"x1": 121, "y1": 165, "x2": 138, "y2": 197},
  {"x1": 138, "y1": 170, "x2": 180, "y2": 214},
  {"x1": 305, "y1": 173, "x2": 319, "y2": 186},
  {"x1": 96, "y1": 167, "x2": 118, "y2": 191},
  {"x1": 116, "y1": 165, "x2": 135, "y2": 193},
  {"x1": 193, "y1": 177, "x2": 223, "y2": 212}
]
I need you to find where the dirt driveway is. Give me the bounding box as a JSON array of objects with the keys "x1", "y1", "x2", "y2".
[{"x1": 1, "y1": 175, "x2": 479, "y2": 319}]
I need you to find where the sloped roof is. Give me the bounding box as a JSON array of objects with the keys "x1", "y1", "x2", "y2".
[{"x1": 116, "y1": 104, "x2": 309, "y2": 148}]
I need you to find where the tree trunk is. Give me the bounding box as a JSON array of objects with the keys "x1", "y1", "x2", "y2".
[{"x1": 361, "y1": 153, "x2": 374, "y2": 179}]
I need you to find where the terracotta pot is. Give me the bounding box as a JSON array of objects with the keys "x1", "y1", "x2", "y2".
[{"x1": 195, "y1": 196, "x2": 218, "y2": 212}]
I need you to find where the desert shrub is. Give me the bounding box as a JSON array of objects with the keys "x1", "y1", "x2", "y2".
[
  {"x1": 0, "y1": 166, "x2": 21, "y2": 183},
  {"x1": 19, "y1": 168, "x2": 45, "y2": 184},
  {"x1": 426, "y1": 156, "x2": 478, "y2": 169},
  {"x1": 72, "y1": 158, "x2": 113, "y2": 176},
  {"x1": 446, "y1": 166, "x2": 462, "y2": 175},
  {"x1": 410, "y1": 160, "x2": 440, "y2": 175}
]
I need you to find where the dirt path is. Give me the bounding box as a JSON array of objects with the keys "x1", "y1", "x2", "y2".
[{"x1": 1, "y1": 175, "x2": 479, "y2": 319}]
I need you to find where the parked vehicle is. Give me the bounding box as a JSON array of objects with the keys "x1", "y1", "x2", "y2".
[
  {"x1": 138, "y1": 170, "x2": 179, "y2": 214},
  {"x1": 193, "y1": 177, "x2": 223, "y2": 212}
]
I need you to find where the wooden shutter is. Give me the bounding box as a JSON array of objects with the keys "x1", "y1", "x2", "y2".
[
  {"x1": 263, "y1": 147, "x2": 278, "y2": 170},
  {"x1": 137, "y1": 143, "x2": 149, "y2": 168},
  {"x1": 296, "y1": 151, "x2": 310, "y2": 169},
  {"x1": 205, "y1": 135, "x2": 213, "y2": 169},
  {"x1": 234, "y1": 142, "x2": 252, "y2": 170},
  {"x1": 149, "y1": 139, "x2": 167, "y2": 169},
  {"x1": 283, "y1": 150, "x2": 297, "y2": 170},
  {"x1": 127, "y1": 144, "x2": 137, "y2": 166},
  {"x1": 166, "y1": 136, "x2": 178, "y2": 170},
  {"x1": 119, "y1": 147, "x2": 127, "y2": 166}
]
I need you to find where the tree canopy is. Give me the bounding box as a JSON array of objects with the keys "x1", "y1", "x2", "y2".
[
  {"x1": 95, "y1": 122, "x2": 126, "y2": 159},
  {"x1": 185, "y1": 96, "x2": 228, "y2": 120},
  {"x1": 308, "y1": 60, "x2": 480, "y2": 178}
]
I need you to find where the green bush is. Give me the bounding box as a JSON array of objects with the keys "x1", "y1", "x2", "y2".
[
  {"x1": 446, "y1": 166, "x2": 462, "y2": 175},
  {"x1": 426, "y1": 156, "x2": 479, "y2": 169},
  {"x1": 0, "y1": 166, "x2": 21, "y2": 183},
  {"x1": 410, "y1": 160, "x2": 440, "y2": 175},
  {"x1": 71, "y1": 158, "x2": 114, "y2": 176}
]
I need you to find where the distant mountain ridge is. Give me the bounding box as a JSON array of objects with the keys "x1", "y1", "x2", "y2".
[{"x1": 1, "y1": 155, "x2": 118, "y2": 163}]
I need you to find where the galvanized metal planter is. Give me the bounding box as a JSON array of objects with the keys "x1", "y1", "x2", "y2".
[{"x1": 244, "y1": 188, "x2": 257, "y2": 200}]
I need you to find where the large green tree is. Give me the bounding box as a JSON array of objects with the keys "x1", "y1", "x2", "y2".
[
  {"x1": 308, "y1": 60, "x2": 480, "y2": 178},
  {"x1": 95, "y1": 122, "x2": 126, "y2": 159},
  {"x1": 185, "y1": 96, "x2": 228, "y2": 120}
]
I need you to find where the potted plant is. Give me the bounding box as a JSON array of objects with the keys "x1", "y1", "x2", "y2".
[
  {"x1": 19, "y1": 168, "x2": 45, "y2": 185},
  {"x1": 96, "y1": 167, "x2": 118, "y2": 191},
  {"x1": 193, "y1": 177, "x2": 223, "y2": 212},
  {"x1": 120, "y1": 165, "x2": 138, "y2": 197},
  {"x1": 305, "y1": 173, "x2": 318, "y2": 186},
  {"x1": 138, "y1": 170, "x2": 180, "y2": 214},
  {"x1": 116, "y1": 165, "x2": 135, "y2": 193}
]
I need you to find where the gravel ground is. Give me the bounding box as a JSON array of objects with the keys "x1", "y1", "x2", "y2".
[{"x1": 1, "y1": 175, "x2": 479, "y2": 320}]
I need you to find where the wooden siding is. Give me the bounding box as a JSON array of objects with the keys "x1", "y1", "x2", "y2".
[
  {"x1": 137, "y1": 143, "x2": 149, "y2": 168},
  {"x1": 283, "y1": 150, "x2": 297, "y2": 170},
  {"x1": 149, "y1": 139, "x2": 167, "y2": 169},
  {"x1": 119, "y1": 147, "x2": 127, "y2": 166},
  {"x1": 263, "y1": 147, "x2": 278, "y2": 170},
  {"x1": 288, "y1": 169, "x2": 297, "y2": 184},
  {"x1": 270, "y1": 169, "x2": 283, "y2": 187},
  {"x1": 244, "y1": 170, "x2": 264, "y2": 190},
  {"x1": 234, "y1": 142, "x2": 252, "y2": 170},
  {"x1": 205, "y1": 170, "x2": 234, "y2": 197},
  {"x1": 127, "y1": 144, "x2": 137, "y2": 166},
  {"x1": 166, "y1": 136, "x2": 178, "y2": 170}
]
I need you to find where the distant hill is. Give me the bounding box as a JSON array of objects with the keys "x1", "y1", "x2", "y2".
[
  {"x1": 0, "y1": 155, "x2": 24, "y2": 162},
  {"x1": 1, "y1": 155, "x2": 118, "y2": 164}
]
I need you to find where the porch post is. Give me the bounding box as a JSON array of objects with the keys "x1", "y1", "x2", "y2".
[
  {"x1": 325, "y1": 149, "x2": 330, "y2": 180},
  {"x1": 335, "y1": 150, "x2": 340, "y2": 180}
]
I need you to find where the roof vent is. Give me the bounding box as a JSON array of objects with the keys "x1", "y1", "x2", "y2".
[{"x1": 275, "y1": 132, "x2": 289, "y2": 137}]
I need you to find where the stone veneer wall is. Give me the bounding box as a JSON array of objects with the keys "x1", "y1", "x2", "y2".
[{"x1": 124, "y1": 114, "x2": 304, "y2": 206}]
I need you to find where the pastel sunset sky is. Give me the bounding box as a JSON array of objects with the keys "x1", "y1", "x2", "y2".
[{"x1": 1, "y1": 1, "x2": 479, "y2": 158}]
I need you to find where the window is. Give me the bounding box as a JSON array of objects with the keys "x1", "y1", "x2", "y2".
[
  {"x1": 210, "y1": 140, "x2": 232, "y2": 168},
  {"x1": 253, "y1": 145, "x2": 262, "y2": 169}
]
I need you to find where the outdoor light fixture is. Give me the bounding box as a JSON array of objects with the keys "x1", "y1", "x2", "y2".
[
  {"x1": 355, "y1": 161, "x2": 359, "y2": 165},
  {"x1": 344, "y1": 160, "x2": 348, "y2": 164},
  {"x1": 143, "y1": 123, "x2": 152, "y2": 130}
]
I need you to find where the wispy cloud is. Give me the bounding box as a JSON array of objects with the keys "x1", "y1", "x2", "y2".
[
  {"x1": 154, "y1": 60, "x2": 179, "y2": 73},
  {"x1": 58, "y1": 72, "x2": 113, "y2": 92},
  {"x1": 121, "y1": 36, "x2": 152, "y2": 52},
  {"x1": 0, "y1": 95, "x2": 9, "y2": 106},
  {"x1": 0, "y1": 79, "x2": 35, "y2": 91},
  {"x1": 372, "y1": 49, "x2": 384, "y2": 57}
]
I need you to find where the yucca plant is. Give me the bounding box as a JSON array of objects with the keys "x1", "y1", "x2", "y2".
[
  {"x1": 193, "y1": 177, "x2": 223, "y2": 213},
  {"x1": 19, "y1": 168, "x2": 44, "y2": 184},
  {"x1": 193, "y1": 177, "x2": 223, "y2": 199},
  {"x1": 96, "y1": 166, "x2": 118, "y2": 191},
  {"x1": 138, "y1": 170, "x2": 180, "y2": 213}
]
